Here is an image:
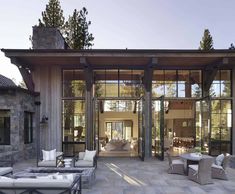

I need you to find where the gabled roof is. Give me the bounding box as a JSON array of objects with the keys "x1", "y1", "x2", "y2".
[{"x1": 0, "y1": 74, "x2": 16, "y2": 87}]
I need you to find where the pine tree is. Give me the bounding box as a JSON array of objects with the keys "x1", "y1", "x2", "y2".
[
  {"x1": 38, "y1": 0, "x2": 65, "y2": 29},
  {"x1": 229, "y1": 43, "x2": 235, "y2": 50},
  {"x1": 65, "y1": 8, "x2": 94, "y2": 49},
  {"x1": 199, "y1": 29, "x2": 214, "y2": 50}
]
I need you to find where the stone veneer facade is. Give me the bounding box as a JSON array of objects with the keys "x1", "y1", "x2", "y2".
[{"x1": 0, "y1": 88, "x2": 38, "y2": 163}]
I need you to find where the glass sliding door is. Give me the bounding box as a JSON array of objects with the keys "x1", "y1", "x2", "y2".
[
  {"x1": 152, "y1": 96, "x2": 164, "y2": 160},
  {"x1": 210, "y1": 100, "x2": 232, "y2": 155}
]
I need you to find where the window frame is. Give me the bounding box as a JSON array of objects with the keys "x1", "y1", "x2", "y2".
[{"x1": 24, "y1": 111, "x2": 33, "y2": 144}]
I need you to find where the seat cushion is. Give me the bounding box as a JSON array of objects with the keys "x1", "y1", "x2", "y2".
[
  {"x1": 212, "y1": 163, "x2": 223, "y2": 170},
  {"x1": 75, "y1": 159, "x2": 93, "y2": 167},
  {"x1": 14, "y1": 178, "x2": 72, "y2": 188},
  {"x1": 188, "y1": 164, "x2": 198, "y2": 172},
  {"x1": 38, "y1": 160, "x2": 57, "y2": 167},
  {"x1": 0, "y1": 176, "x2": 14, "y2": 187},
  {"x1": 0, "y1": 167, "x2": 13, "y2": 176}
]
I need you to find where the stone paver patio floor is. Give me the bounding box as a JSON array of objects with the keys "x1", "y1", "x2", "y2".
[{"x1": 13, "y1": 157, "x2": 235, "y2": 194}]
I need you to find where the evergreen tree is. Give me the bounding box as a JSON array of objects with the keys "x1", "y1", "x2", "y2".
[
  {"x1": 65, "y1": 8, "x2": 94, "y2": 49},
  {"x1": 199, "y1": 29, "x2": 214, "y2": 50},
  {"x1": 229, "y1": 43, "x2": 235, "y2": 50},
  {"x1": 38, "y1": 0, "x2": 65, "y2": 29}
]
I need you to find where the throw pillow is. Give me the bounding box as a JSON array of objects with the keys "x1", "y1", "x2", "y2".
[
  {"x1": 83, "y1": 150, "x2": 96, "y2": 161},
  {"x1": 42, "y1": 150, "x2": 50, "y2": 161},
  {"x1": 42, "y1": 149, "x2": 56, "y2": 161},
  {"x1": 215, "y1": 154, "x2": 224, "y2": 166},
  {"x1": 49, "y1": 149, "x2": 56, "y2": 160}
]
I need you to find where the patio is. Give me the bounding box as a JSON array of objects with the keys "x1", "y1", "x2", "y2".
[{"x1": 13, "y1": 157, "x2": 235, "y2": 194}]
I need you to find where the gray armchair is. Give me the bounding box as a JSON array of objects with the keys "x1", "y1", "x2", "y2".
[
  {"x1": 166, "y1": 151, "x2": 184, "y2": 175},
  {"x1": 74, "y1": 151, "x2": 97, "y2": 168},
  {"x1": 212, "y1": 154, "x2": 231, "y2": 180},
  {"x1": 37, "y1": 152, "x2": 63, "y2": 167},
  {"x1": 188, "y1": 157, "x2": 213, "y2": 185}
]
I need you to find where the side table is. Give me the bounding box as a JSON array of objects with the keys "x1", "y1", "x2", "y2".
[{"x1": 63, "y1": 158, "x2": 73, "y2": 168}]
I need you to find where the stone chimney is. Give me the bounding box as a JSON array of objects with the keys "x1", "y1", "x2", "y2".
[{"x1": 32, "y1": 26, "x2": 69, "y2": 49}]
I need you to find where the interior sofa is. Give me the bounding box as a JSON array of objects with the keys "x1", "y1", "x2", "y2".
[{"x1": 0, "y1": 174, "x2": 81, "y2": 194}]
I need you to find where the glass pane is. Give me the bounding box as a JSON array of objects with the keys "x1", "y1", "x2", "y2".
[
  {"x1": 0, "y1": 110, "x2": 10, "y2": 145},
  {"x1": 221, "y1": 100, "x2": 232, "y2": 114},
  {"x1": 213, "y1": 71, "x2": 220, "y2": 84},
  {"x1": 152, "y1": 82, "x2": 164, "y2": 97},
  {"x1": 178, "y1": 70, "x2": 190, "y2": 82},
  {"x1": 94, "y1": 70, "x2": 106, "y2": 97},
  {"x1": 210, "y1": 84, "x2": 220, "y2": 97},
  {"x1": 211, "y1": 114, "x2": 220, "y2": 128},
  {"x1": 63, "y1": 70, "x2": 85, "y2": 97},
  {"x1": 211, "y1": 100, "x2": 220, "y2": 114},
  {"x1": 106, "y1": 70, "x2": 118, "y2": 97},
  {"x1": 221, "y1": 128, "x2": 231, "y2": 141},
  {"x1": 165, "y1": 83, "x2": 176, "y2": 97},
  {"x1": 112, "y1": 122, "x2": 123, "y2": 139},
  {"x1": 119, "y1": 70, "x2": 143, "y2": 97},
  {"x1": 190, "y1": 70, "x2": 202, "y2": 84},
  {"x1": 62, "y1": 100, "x2": 85, "y2": 142},
  {"x1": 211, "y1": 127, "x2": 220, "y2": 140},
  {"x1": 178, "y1": 84, "x2": 186, "y2": 97},
  {"x1": 220, "y1": 70, "x2": 231, "y2": 83},
  {"x1": 119, "y1": 70, "x2": 133, "y2": 97},
  {"x1": 191, "y1": 84, "x2": 202, "y2": 97},
  {"x1": 165, "y1": 70, "x2": 177, "y2": 83},
  {"x1": 221, "y1": 142, "x2": 231, "y2": 154},
  {"x1": 106, "y1": 123, "x2": 112, "y2": 141},
  {"x1": 210, "y1": 142, "x2": 220, "y2": 156},
  {"x1": 221, "y1": 82, "x2": 231, "y2": 97},
  {"x1": 106, "y1": 80, "x2": 118, "y2": 97}
]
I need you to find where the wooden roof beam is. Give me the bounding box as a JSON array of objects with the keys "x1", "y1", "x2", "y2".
[{"x1": 11, "y1": 57, "x2": 35, "y2": 91}]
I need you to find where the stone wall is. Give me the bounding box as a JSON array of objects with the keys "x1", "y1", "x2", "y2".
[
  {"x1": 32, "y1": 26, "x2": 67, "y2": 49},
  {"x1": 0, "y1": 88, "x2": 37, "y2": 163}
]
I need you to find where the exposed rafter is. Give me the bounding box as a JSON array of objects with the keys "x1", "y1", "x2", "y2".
[{"x1": 10, "y1": 57, "x2": 35, "y2": 91}]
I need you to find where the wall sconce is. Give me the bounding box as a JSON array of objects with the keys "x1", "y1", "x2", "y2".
[{"x1": 40, "y1": 115, "x2": 48, "y2": 124}]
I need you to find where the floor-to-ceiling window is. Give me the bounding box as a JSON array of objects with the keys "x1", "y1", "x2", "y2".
[
  {"x1": 152, "y1": 70, "x2": 202, "y2": 156},
  {"x1": 62, "y1": 70, "x2": 86, "y2": 156},
  {"x1": 94, "y1": 69, "x2": 143, "y2": 157},
  {"x1": 209, "y1": 70, "x2": 232, "y2": 155}
]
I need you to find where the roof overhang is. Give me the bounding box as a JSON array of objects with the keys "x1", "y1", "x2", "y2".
[{"x1": 2, "y1": 49, "x2": 235, "y2": 69}]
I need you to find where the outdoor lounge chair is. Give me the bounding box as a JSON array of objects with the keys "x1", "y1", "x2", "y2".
[
  {"x1": 74, "y1": 150, "x2": 97, "y2": 168},
  {"x1": 37, "y1": 151, "x2": 63, "y2": 167},
  {"x1": 188, "y1": 157, "x2": 213, "y2": 185},
  {"x1": 166, "y1": 151, "x2": 184, "y2": 175},
  {"x1": 212, "y1": 154, "x2": 231, "y2": 180}
]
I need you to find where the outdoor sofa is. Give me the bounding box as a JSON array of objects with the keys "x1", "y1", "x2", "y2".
[{"x1": 0, "y1": 174, "x2": 81, "y2": 194}]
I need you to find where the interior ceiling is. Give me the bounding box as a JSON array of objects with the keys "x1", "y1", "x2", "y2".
[{"x1": 169, "y1": 101, "x2": 194, "y2": 110}]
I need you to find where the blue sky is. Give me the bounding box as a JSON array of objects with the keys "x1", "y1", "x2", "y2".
[{"x1": 0, "y1": 0, "x2": 235, "y2": 83}]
